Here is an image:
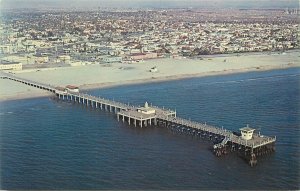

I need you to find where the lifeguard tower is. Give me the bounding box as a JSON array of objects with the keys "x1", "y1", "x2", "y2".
[{"x1": 240, "y1": 125, "x2": 255, "y2": 140}]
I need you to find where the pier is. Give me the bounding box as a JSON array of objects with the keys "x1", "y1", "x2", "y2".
[{"x1": 1, "y1": 73, "x2": 276, "y2": 166}]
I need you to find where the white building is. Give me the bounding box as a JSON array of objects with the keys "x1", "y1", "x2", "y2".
[
  {"x1": 55, "y1": 87, "x2": 67, "y2": 95},
  {"x1": 66, "y1": 85, "x2": 79, "y2": 93},
  {"x1": 137, "y1": 102, "x2": 156, "y2": 115},
  {"x1": 0, "y1": 61, "x2": 22, "y2": 70},
  {"x1": 240, "y1": 125, "x2": 255, "y2": 140},
  {"x1": 102, "y1": 56, "x2": 123, "y2": 63}
]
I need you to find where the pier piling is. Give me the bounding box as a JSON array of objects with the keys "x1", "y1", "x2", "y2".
[{"x1": 1, "y1": 74, "x2": 276, "y2": 167}]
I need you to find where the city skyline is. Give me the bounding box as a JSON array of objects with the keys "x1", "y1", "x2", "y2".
[{"x1": 1, "y1": 0, "x2": 299, "y2": 9}]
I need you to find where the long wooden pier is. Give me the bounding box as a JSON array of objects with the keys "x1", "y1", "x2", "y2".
[
  {"x1": 1, "y1": 74, "x2": 56, "y2": 93},
  {"x1": 1, "y1": 73, "x2": 276, "y2": 166}
]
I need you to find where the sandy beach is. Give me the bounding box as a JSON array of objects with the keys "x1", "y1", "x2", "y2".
[{"x1": 0, "y1": 51, "x2": 299, "y2": 101}]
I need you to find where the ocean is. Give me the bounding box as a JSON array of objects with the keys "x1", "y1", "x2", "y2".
[{"x1": 0, "y1": 68, "x2": 299, "y2": 190}]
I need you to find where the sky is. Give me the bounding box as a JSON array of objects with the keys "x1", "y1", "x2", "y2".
[{"x1": 0, "y1": 0, "x2": 299, "y2": 9}]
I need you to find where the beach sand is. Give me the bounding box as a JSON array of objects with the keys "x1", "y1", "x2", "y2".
[{"x1": 1, "y1": 51, "x2": 299, "y2": 101}]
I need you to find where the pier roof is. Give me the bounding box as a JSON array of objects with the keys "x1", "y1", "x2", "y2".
[
  {"x1": 118, "y1": 109, "x2": 156, "y2": 120},
  {"x1": 240, "y1": 127, "x2": 255, "y2": 132}
]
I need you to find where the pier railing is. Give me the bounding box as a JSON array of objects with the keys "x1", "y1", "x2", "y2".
[
  {"x1": 157, "y1": 115, "x2": 276, "y2": 148},
  {"x1": 1, "y1": 73, "x2": 56, "y2": 92},
  {"x1": 2, "y1": 73, "x2": 276, "y2": 150}
]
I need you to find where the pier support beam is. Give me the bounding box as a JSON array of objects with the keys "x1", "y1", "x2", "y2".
[{"x1": 249, "y1": 151, "x2": 257, "y2": 167}]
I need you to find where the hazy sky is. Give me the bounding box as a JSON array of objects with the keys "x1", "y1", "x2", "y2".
[{"x1": 1, "y1": 0, "x2": 299, "y2": 9}]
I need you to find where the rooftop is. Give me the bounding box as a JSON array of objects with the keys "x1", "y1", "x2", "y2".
[
  {"x1": 240, "y1": 126, "x2": 255, "y2": 132},
  {"x1": 66, "y1": 85, "x2": 79, "y2": 89},
  {"x1": 0, "y1": 60, "x2": 21, "y2": 65}
]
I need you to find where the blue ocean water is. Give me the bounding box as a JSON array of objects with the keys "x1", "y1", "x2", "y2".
[{"x1": 0, "y1": 68, "x2": 299, "y2": 190}]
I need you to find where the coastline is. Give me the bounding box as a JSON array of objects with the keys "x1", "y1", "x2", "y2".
[
  {"x1": 79, "y1": 63, "x2": 299, "y2": 91},
  {"x1": 1, "y1": 63, "x2": 299, "y2": 102}
]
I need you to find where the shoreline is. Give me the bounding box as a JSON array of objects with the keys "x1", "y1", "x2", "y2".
[
  {"x1": 1, "y1": 64, "x2": 299, "y2": 102},
  {"x1": 6, "y1": 49, "x2": 300, "y2": 75},
  {"x1": 79, "y1": 64, "x2": 299, "y2": 91}
]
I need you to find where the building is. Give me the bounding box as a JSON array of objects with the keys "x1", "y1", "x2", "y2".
[
  {"x1": 129, "y1": 52, "x2": 157, "y2": 61},
  {"x1": 55, "y1": 87, "x2": 67, "y2": 94},
  {"x1": 240, "y1": 125, "x2": 255, "y2": 140},
  {"x1": 137, "y1": 102, "x2": 156, "y2": 115},
  {"x1": 0, "y1": 45, "x2": 11, "y2": 54},
  {"x1": 34, "y1": 54, "x2": 49, "y2": 64},
  {"x1": 102, "y1": 56, "x2": 123, "y2": 63},
  {"x1": 66, "y1": 85, "x2": 79, "y2": 93},
  {"x1": 0, "y1": 61, "x2": 22, "y2": 70},
  {"x1": 58, "y1": 55, "x2": 71, "y2": 63}
]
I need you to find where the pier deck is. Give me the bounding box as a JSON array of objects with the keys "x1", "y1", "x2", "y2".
[
  {"x1": 1, "y1": 73, "x2": 276, "y2": 166},
  {"x1": 157, "y1": 115, "x2": 275, "y2": 149}
]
